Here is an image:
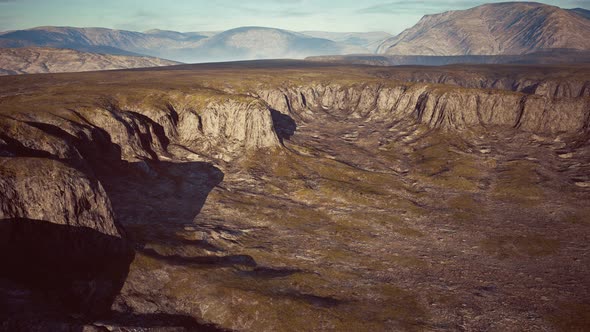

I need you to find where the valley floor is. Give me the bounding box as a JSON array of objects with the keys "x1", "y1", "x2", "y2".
[{"x1": 114, "y1": 114, "x2": 590, "y2": 331}]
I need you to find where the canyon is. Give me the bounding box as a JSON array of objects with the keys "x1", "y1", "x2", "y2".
[{"x1": 0, "y1": 61, "x2": 589, "y2": 330}]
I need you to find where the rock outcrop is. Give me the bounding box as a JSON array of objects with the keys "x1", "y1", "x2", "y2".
[
  {"x1": 373, "y1": 69, "x2": 590, "y2": 99},
  {"x1": 259, "y1": 83, "x2": 590, "y2": 135},
  {"x1": 0, "y1": 157, "x2": 120, "y2": 236},
  {"x1": 0, "y1": 158, "x2": 133, "y2": 323},
  {"x1": 1, "y1": 92, "x2": 280, "y2": 163}
]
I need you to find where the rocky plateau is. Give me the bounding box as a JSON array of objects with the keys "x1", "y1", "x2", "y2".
[{"x1": 0, "y1": 61, "x2": 589, "y2": 331}]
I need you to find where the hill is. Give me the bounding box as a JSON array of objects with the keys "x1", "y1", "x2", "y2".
[
  {"x1": 377, "y1": 2, "x2": 590, "y2": 56},
  {"x1": 182, "y1": 27, "x2": 366, "y2": 62},
  {"x1": 300, "y1": 31, "x2": 392, "y2": 52},
  {"x1": 0, "y1": 47, "x2": 179, "y2": 75}
]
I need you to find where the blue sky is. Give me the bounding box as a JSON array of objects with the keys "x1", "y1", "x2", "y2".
[{"x1": 0, "y1": 0, "x2": 589, "y2": 33}]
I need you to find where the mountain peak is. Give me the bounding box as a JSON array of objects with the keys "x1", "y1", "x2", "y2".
[{"x1": 377, "y1": 1, "x2": 590, "y2": 56}]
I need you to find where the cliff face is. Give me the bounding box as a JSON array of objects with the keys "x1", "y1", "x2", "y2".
[
  {"x1": 372, "y1": 70, "x2": 590, "y2": 99},
  {"x1": 1, "y1": 93, "x2": 280, "y2": 163},
  {"x1": 0, "y1": 157, "x2": 120, "y2": 237},
  {"x1": 0, "y1": 88, "x2": 280, "y2": 328},
  {"x1": 259, "y1": 83, "x2": 590, "y2": 135}
]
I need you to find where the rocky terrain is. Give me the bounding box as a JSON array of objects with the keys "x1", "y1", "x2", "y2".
[
  {"x1": 0, "y1": 61, "x2": 589, "y2": 331},
  {"x1": 0, "y1": 26, "x2": 373, "y2": 63},
  {"x1": 377, "y1": 2, "x2": 590, "y2": 56},
  {"x1": 0, "y1": 47, "x2": 180, "y2": 75}
]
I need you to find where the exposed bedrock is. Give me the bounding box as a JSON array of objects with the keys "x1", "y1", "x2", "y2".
[
  {"x1": 0, "y1": 94, "x2": 280, "y2": 164},
  {"x1": 0, "y1": 157, "x2": 121, "y2": 237},
  {"x1": 0, "y1": 158, "x2": 133, "y2": 322},
  {"x1": 258, "y1": 82, "x2": 590, "y2": 135},
  {"x1": 2, "y1": 82, "x2": 586, "y2": 169},
  {"x1": 373, "y1": 72, "x2": 590, "y2": 99},
  {"x1": 444, "y1": 77, "x2": 590, "y2": 99},
  {"x1": 0, "y1": 94, "x2": 278, "y2": 328}
]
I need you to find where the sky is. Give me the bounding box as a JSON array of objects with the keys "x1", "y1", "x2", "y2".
[{"x1": 0, "y1": 0, "x2": 589, "y2": 34}]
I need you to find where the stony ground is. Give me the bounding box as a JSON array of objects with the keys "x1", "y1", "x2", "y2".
[
  {"x1": 107, "y1": 113, "x2": 590, "y2": 331},
  {"x1": 1, "y1": 62, "x2": 589, "y2": 331}
]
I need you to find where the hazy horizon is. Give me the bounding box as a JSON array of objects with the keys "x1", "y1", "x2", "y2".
[{"x1": 1, "y1": 0, "x2": 589, "y2": 34}]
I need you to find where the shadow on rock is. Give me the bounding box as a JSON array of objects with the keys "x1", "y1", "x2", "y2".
[
  {"x1": 0, "y1": 218, "x2": 230, "y2": 332},
  {"x1": 0, "y1": 218, "x2": 134, "y2": 323},
  {"x1": 270, "y1": 109, "x2": 297, "y2": 142},
  {"x1": 98, "y1": 312, "x2": 230, "y2": 331},
  {"x1": 97, "y1": 160, "x2": 224, "y2": 227},
  {"x1": 140, "y1": 248, "x2": 256, "y2": 268}
]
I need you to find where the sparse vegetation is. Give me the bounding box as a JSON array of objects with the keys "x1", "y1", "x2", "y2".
[{"x1": 1, "y1": 61, "x2": 589, "y2": 331}]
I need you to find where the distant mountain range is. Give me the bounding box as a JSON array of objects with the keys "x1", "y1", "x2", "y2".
[
  {"x1": 0, "y1": 26, "x2": 376, "y2": 63},
  {"x1": 0, "y1": 47, "x2": 178, "y2": 75},
  {"x1": 376, "y1": 2, "x2": 590, "y2": 56},
  {"x1": 299, "y1": 31, "x2": 392, "y2": 52},
  {"x1": 1, "y1": 2, "x2": 589, "y2": 74}
]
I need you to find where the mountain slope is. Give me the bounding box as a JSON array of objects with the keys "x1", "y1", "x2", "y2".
[
  {"x1": 300, "y1": 31, "x2": 392, "y2": 52},
  {"x1": 143, "y1": 29, "x2": 207, "y2": 42},
  {"x1": 0, "y1": 26, "x2": 194, "y2": 58},
  {"x1": 570, "y1": 8, "x2": 590, "y2": 20},
  {"x1": 377, "y1": 2, "x2": 590, "y2": 56},
  {"x1": 0, "y1": 47, "x2": 179, "y2": 75},
  {"x1": 181, "y1": 27, "x2": 366, "y2": 62}
]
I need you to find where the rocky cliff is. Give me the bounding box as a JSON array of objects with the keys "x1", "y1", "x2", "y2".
[
  {"x1": 0, "y1": 85, "x2": 281, "y2": 328},
  {"x1": 368, "y1": 65, "x2": 590, "y2": 99},
  {"x1": 259, "y1": 82, "x2": 590, "y2": 135}
]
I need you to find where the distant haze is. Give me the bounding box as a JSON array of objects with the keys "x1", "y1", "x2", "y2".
[{"x1": 0, "y1": 0, "x2": 589, "y2": 34}]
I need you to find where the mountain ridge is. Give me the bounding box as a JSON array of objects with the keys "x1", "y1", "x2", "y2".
[
  {"x1": 0, "y1": 26, "x2": 375, "y2": 63},
  {"x1": 377, "y1": 2, "x2": 590, "y2": 56},
  {"x1": 0, "y1": 47, "x2": 179, "y2": 75}
]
